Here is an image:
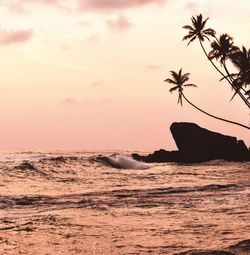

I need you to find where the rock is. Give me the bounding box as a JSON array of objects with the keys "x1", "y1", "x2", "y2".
[
  {"x1": 132, "y1": 149, "x2": 179, "y2": 163},
  {"x1": 170, "y1": 122, "x2": 249, "y2": 162},
  {"x1": 132, "y1": 122, "x2": 250, "y2": 163}
]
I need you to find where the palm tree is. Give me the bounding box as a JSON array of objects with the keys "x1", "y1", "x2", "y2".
[
  {"x1": 230, "y1": 47, "x2": 250, "y2": 87},
  {"x1": 226, "y1": 47, "x2": 250, "y2": 101},
  {"x1": 183, "y1": 15, "x2": 250, "y2": 108},
  {"x1": 182, "y1": 14, "x2": 216, "y2": 46},
  {"x1": 164, "y1": 69, "x2": 250, "y2": 130},
  {"x1": 209, "y1": 34, "x2": 250, "y2": 106},
  {"x1": 164, "y1": 69, "x2": 197, "y2": 106},
  {"x1": 182, "y1": 14, "x2": 216, "y2": 61},
  {"x1": 182, "y1": 15, "x2": 232, "y2": 89},
  {"x1": 209, "y1": 34, "x2": 238, "y2": 66}
]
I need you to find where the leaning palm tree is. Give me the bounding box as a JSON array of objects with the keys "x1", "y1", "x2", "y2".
[
  {"x1": 230, "y1": 46, "x2": 250, "y2": 87},
  {"x1": 183, "y1": 15, "x2": 250, "y2": 108},
  {"x1": 183, "y1": 14, "x2": 216, "y2": 61},
  {"x1": 209, "y1": 34, "x2": 239, "y2": 67},
  {"x1": 182, "y1": 14, "x2": 215, "y2": 46},
  {"x1": 225, "y1": 46, "x2": 250, "y2": 101},
  {"x1": 209, "y1": 34, "x2": 250, "y2": 106},
  {"x1": 164, "y1": 69, "x2": 250, "y2": 130}
]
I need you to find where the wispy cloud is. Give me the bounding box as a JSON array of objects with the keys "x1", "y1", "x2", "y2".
[
  {"x1": 90, "y1": 80, "x2": 103, "y2": 87},
  {"x1": 77, "y1": 0, "x2": 166, "y2": 12},
  {"x1": 62, "y1": 97, "x2": 79, "y2": 105},
  {"x1": 106, "y1": 15, "x2": 132, "y2": 32},
  {"x1": 185, "y1": 2, "x2": 199, "y2": 13},
  {"x1": 1, "y1": 0, "x2": 168, "y2": 14},
  {"x1": 0, "y1": 0, "x2": 65, "y2": 13},
  {"x1": 0, "y1": 30, "x2": 33, "y2": 45}
]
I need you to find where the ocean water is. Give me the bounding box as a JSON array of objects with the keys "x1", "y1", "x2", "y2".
[{"x1": 0, "y1": 151, "x2": 249, "y2": 255}]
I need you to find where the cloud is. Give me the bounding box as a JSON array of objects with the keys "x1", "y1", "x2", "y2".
[
  {"x1": 77, "y1": 0, "x2": 166, "y2": 12},
  {"x1": 106, "y1": 15, "x2": 132, "y2": 32},
  {"x1": 90, "y1": 80, "x2": 103, "y2": 87},
  {"x1": 62, "y1": 97, "x2": 79, "y2": 105},
  {"x1": 0, "y1": 30, "x2": 33, "y2": 45},
  {"x1": 13, "y1": 0, "x2": 60, "y2": 7},
  {"x1": 1, "y1": 0, "x2": 68, "y2": 14},
  {"x1": 1, "y1": 0, "x2": 167, "y2": 14},
  {"x1": 6, "y1": 3, "x2": 28, "y2": 14},
  {"x1": 185, "y1": 2, "x2": 199, "y2": 13}
]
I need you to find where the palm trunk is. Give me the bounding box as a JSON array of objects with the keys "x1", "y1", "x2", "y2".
[
  {"x1": 223, "y1": 63, "x2": 250, "y2": 107},
  {"x1": 199, "y1": 40, "x2": 228, "y2": 78},
  {"x1": 199, "y1": 40, "x2": 250, "y2": 109},
  {"x1": 181, "y1": 92, "x2": 250, "y2": 130}
]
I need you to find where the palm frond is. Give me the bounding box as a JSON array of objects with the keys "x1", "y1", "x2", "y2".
[
  {"x1": 169, "y1": 86, "x2": 179, "y2": 93},
  {"x1": 182, "y1": 34, "x2": 194, "y2": 41},
  {"x1": 187, "y1": 36, "x2": 197, "y2": 46},
  {"x1": 203, "y1": 28, "x2": 216, "y2": 37},
  {"x1": 182, "y1": 25, "x2": 194, "y2": 30},
  {"x1": 184, "y1": 83, "x2": 197, "y2": 88},
  {"x1": 164, "y1": 78, "x2": 176, "y2": 84}
]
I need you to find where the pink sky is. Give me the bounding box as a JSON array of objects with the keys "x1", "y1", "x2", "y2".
[{"x1": 0, "y1": 0, "x2": 249, "y2": 151}]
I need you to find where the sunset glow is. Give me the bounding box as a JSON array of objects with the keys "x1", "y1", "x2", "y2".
[{"x1": 0, "y1": 0, "x2": 249, "y2": 151}]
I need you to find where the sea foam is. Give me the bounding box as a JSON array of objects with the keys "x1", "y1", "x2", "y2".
[{"x1": 94, "y1": 155, "x2": 149, "y2": 170}]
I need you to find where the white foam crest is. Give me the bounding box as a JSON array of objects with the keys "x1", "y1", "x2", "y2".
[{"x1": 105, "y1": 155, "x2": 149, "y2": 170}]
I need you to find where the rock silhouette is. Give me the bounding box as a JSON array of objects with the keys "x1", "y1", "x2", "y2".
[{"x1": 132, "y1": 122, "x2": 250, "y2": 163}]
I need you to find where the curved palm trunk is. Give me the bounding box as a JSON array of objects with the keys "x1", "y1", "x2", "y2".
[
  {"x1": 181, "y1": 92, "x2": 250, "y2": 130},
  {"x1": 199, "y1": 40, "x2": 226, "y2": 76},
  {"x1": 199, "y1": 40, "x2": 250, "y2": 108},
  {"x1": 223, "y1": 63, "x2": 250, "y2": 107}
]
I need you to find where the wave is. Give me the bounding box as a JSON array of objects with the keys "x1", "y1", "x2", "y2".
[{"x1": 91, "y1": 154, "x2": 149, "y2": 170}]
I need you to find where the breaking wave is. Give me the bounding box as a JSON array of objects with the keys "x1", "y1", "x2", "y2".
[{"x1": 92, "y1": 154, "x2": 149, "y2": 170}]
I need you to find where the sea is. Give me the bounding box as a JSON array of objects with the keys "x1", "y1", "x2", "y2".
[{"x1": 0, "y1": 151, "x2": 249, "y2": 255}]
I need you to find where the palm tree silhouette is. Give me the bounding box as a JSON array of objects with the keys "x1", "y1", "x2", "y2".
[
  {"x1": 164, "y1": 69, "x2": 250, "y2": 130},
  {"x1": 164, "y1": 69, "x2": 197, "y2": 106},
  {"x1": 209, "y1": 34, "x2": 238, "y2": 66},
  {"x1": 182, "y1": 14, "x2": 250, "y2": 108},
  {"x1": 182, "y1": 14, "x2": 216, "y2": 62},
  {"x1": 182, "y1": 14, "x2": 215, "y2": 45},
  {"x1": 183, "y1": 15, "x2": 229, "y2": 86},
  {"x1": 209, "y1": 34, "x2": 250, "y2": 106},
  {"x1": 230, "y1": 47, "x2": 250, "y2": 88}
]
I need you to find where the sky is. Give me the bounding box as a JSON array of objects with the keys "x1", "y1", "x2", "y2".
[{"x1": 0, "y1": 0, "x2": 249, "y2": 151}]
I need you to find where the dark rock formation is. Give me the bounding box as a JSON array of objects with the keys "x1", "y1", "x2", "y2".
[
  {"x1": 132, "y1": 122, "x2": 250, "y2": 163},
  {"x1": 132, "y1": 149, "x2": 179, "y2": 163},
  {"x1": 170, "y1": 122, "x2": 249, "y2": 162}
]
